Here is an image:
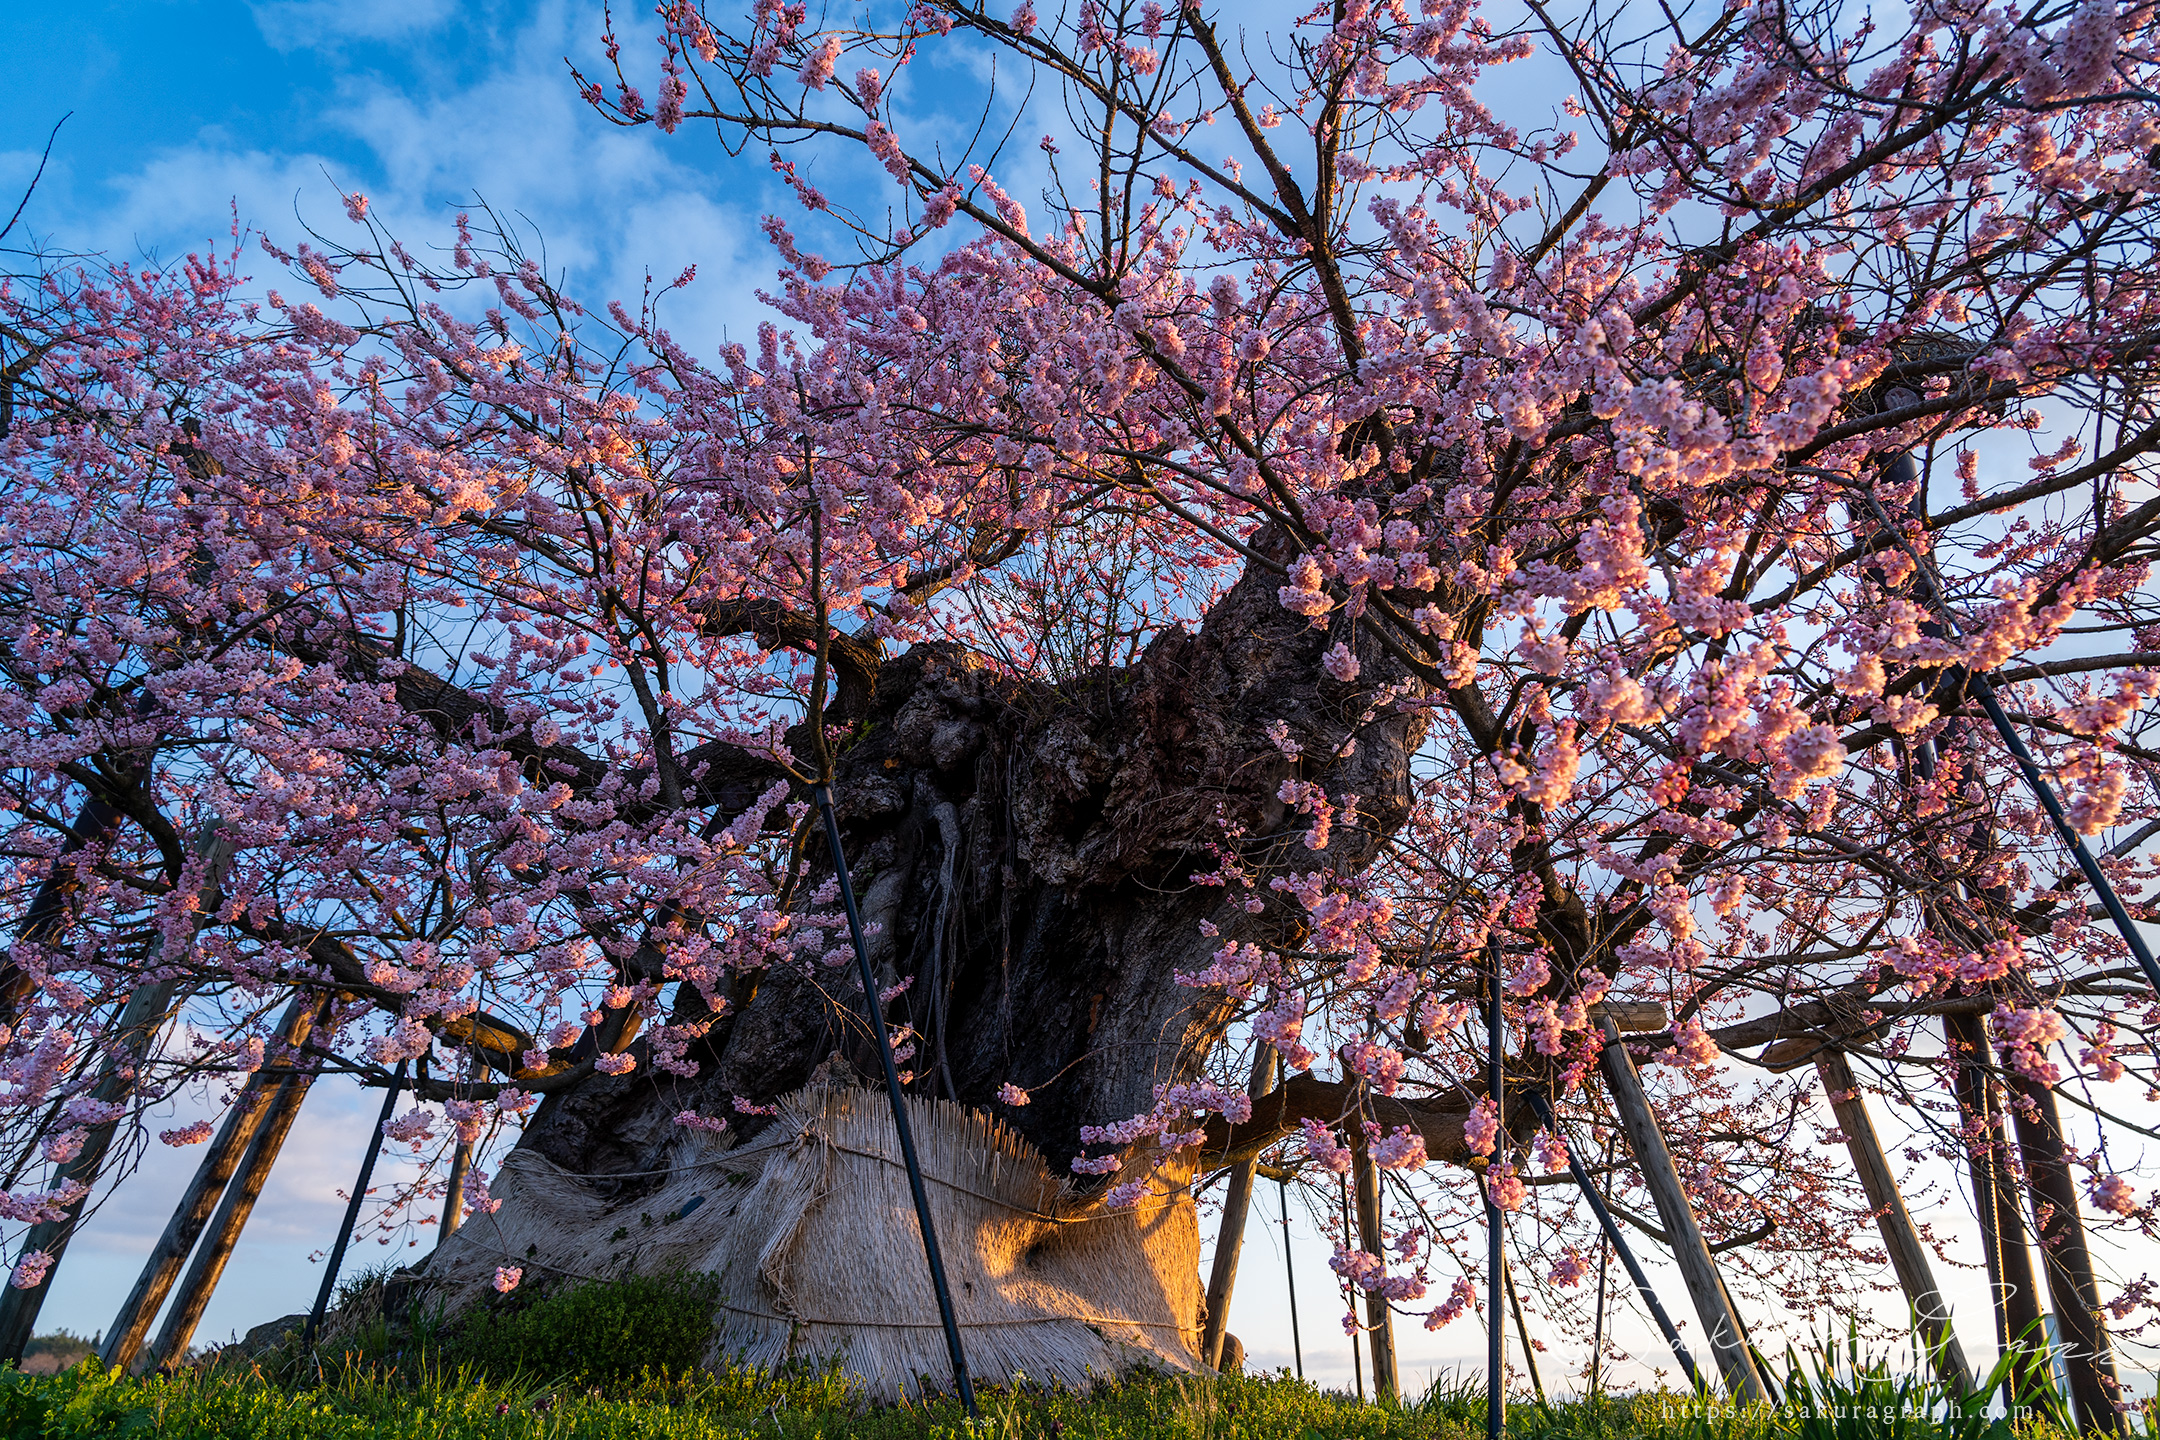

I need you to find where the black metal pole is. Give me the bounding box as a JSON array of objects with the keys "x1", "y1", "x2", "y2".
[
  {"x1": 814, "y1": 783, "x2": 977, "y2": 1417},
  {"x1": 1525, "y1": 1089, "x2": 1703, "y2": 1389},
  {"x1": 1485, "y1": 973, "x2": 1504, "y2": 1440},
  {"x1": 1280, "y1": 1172, "x2": 1303, "y2": 1379},
  {"x1": 1858, "y1": 462, "x2": 2160, "y2": 1002},
  {"x1": 1503, "y1": 1250, "x2": 1546, "y2": 1405},
  {"x1": 1968, "y1": 673, "x2": 2160, "y2": 997},
  {"x1": 1590, "y1": 1232, "x2": 1609, "y2": 1396},
  {"x1": 1339, "y1": 1170, "x2": 1362, "y2": 1400},
  {"x1": 303, "y1": 1059, "x2": 407, "y2": 1351}
]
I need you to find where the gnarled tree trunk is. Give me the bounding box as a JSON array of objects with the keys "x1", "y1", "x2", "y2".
[{"x1": 425, "y1": 541, "x2": 1434, "y2": 1381}]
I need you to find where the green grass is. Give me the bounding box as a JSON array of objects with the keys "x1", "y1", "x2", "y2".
[
  {"x1": 441, "y1": 1272, "x2": 723, "y2": 1389},
  {"x1": 0, "y1": 1364, "x2": 1453, "y2": 1440},
  {"x1": 1, "y1": 1276, "x2": 2133, "y2": 1440},
  {"x1": 0, "y1": 1361, "x2": 2123, "y2": 1440}
]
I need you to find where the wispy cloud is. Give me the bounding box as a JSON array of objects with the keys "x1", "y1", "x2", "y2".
[
  {"x1": 249, "y1": 0, "x2": 458, "y2": 53},
  {"x1": 20, "y1": 0, "x2": 776, "y2": 351}
]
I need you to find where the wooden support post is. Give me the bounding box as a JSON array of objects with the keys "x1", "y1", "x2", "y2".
[
  {"x1": 147, "y1": 1002, "x2": 326, "y2": 1368},
  {"x1": 100, "y1": 991, "x2": 318, "y2": 1373},
  {"x1": 1597, "y1": 1017, "x2": 1768, "y2": 1403},
  {"x1": 0, "y1": 977, "x2": 187, "y2": 1362},
  {"x1": 0, "y1": 825, "x2": 232, "y2": 1364},
  {"x1": 438, "y1": 1047, "x2": 485, "y2": 1244},
  {"x1": 1352, "y1": 1131, "x2": 1398, "y2": 1404},
  {"x1": 1201, "y1": 1043, "x2": 1276, "y2": 1370},
  {"x1": 439, "y1": 1139, "x2": 472, "y2": 1244},
  {"x1": 2008, "y1": 1071, "x2": 2125, "y2": 1434},
  {"x1": 1815, "y1": 1050, "x2": 1972, "y2": 1392},
  {"x1": 1947, "y1": 1013, "x2": 2046, "y2": 1400}
]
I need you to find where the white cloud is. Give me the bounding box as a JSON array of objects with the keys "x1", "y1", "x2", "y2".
[
  {"x1": 249, "y1": 0, "x2": 456, "y2": 52},
  {"x1": 30, "y1": 0, "x2": 772, "y2": 354}
]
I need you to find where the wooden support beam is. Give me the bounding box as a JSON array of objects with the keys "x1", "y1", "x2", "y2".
[
  {"x1": 1946, "y1": 1013, "x2": 2046, "y2": 1403},
  {"x1": 0, "y1": 825, "x2": 233, "y2": 1364},
  {"x1": 148, "y1": 1005, "x2": 325, "y2": 1368},
  {"x1": 1597, "y1": 1017, "x2": 1769, "y2": 1404},
  {"x1": 1814, "y1": 1050, "x2": 1973, "y2": 1392},
  {"x1": 1352, "y1": 1130, "x2": 1399, "y2": 1404},
  {"x1": 99, "y1": 991, "x2": 319, "y2": 1373},
  {"x1": 440, "y1": 1140, "x2": 472, "y2": 1243},
  {"x1": 2008, "y1": 1071, "x2": 2126, "y2": 1434},
  {"x1": 1200, "y1": 1043, "x2": 1274, "y2": 1370},
  {"x1": 1589, "y1": 1001, "x2": 1668, "y2": 1033}
]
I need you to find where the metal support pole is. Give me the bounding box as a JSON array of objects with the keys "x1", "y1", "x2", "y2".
[
  {"x1": 303, "y1": 1060, "x2": 407, "y2": 1351},
  {"x1": 1280, "y1": 1173, "x2": 1303, "y2": 1379},
  {"x1": 1967, "y1": 674, "x2": 2160, "y2": 1001},
  {"x1": 814, "y1": 783, "x2": 977, "y2": 1417},
  {"x1": 1502, "y1": 1250, "x2": 1546, "y2": 1404},
  {"x1": 1590, "y1": 1233, "x2": 1610, "y2": 1395},
  {"x1": 1525, "y1": 1090, "x2": 1702, "y2": 1390},
  {"x1": 1859, "y1": 464, "x2": 2160, "y2": 1002},
  {"x1": 1338, "y1": 1171, "x2": 1362, "y2": 1401},
  {"x1": 1485, "y1": 972, "x2": 1505, "y2": 1440}
]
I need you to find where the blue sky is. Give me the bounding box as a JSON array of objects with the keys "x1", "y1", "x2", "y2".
[
  {"x1": 2, "y1": 0, "x2": 782, "y2": 1360},
  {"x1": 2, "y1": 1, "x2": 783, "y2": 347},
  {"x1": 3, "y1": 0, "x2": 2139, "y2": 1399}
]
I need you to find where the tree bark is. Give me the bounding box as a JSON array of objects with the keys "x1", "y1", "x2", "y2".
[
  {"x1": 1814, "y1": 1050, "x2": 1972, "y2": 1392},
  {"x1": 444, "y1": 544, "x2": 1432, "y2": 1377},
  {"x1": 1200, "y1": 1044, "x2": 1275, "y2": 1369},
  {"x1": 1597, "y1": 1017, "x2": 1769, "y2": 1404},
  {"x1": 2008, "y1": 1071, "x2": 2124, "y2": 1434},
  {"x1": 99, "y1": 993, "x2": 321, "y2": 1373}
]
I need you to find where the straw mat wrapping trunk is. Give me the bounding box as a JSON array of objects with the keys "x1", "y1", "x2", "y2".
[{"x1": 426, "y1": 1083, "x2": 1204, "y2": 1397}]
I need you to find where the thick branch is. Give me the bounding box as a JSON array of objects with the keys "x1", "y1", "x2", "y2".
[
  {"x1": 700, "y1": 597, "x2": 882, "y2": 721},
  {"x1": 1195, "y1": 1073, "x2": 1477, "y2": 1170}
]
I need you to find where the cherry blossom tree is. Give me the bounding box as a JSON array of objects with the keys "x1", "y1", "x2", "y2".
[{"x1": 4, "y1": 0, "x2": 2160, "y2": 1416}]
